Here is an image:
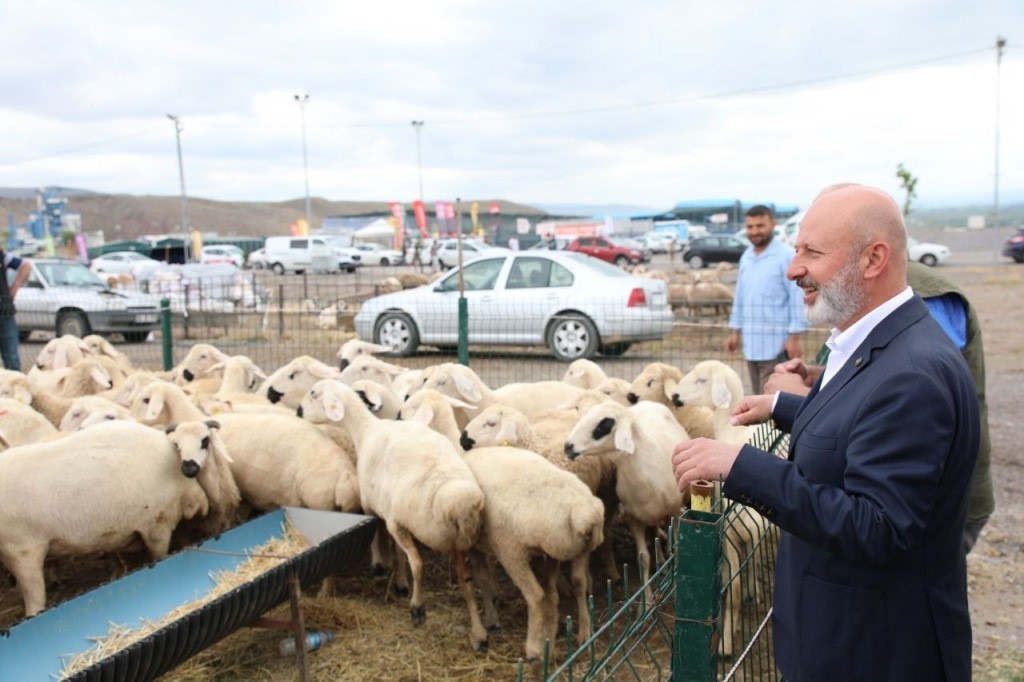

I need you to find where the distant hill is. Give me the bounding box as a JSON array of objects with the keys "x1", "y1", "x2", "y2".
[
  {"x1": 0, "y1": 191, "x2": 550, "y2": 242},
  {"x1": 533, "y1": 202, "x2": 661, "y2": 218}
]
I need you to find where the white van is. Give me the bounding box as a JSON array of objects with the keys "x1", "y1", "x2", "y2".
[{"x1": 264, "y1": 236, "x2": 335, "y2": 275}]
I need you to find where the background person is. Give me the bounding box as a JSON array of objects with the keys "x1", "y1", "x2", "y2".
[
  {"x1": 725, "y1": 205, "x2": 808, "y2": 393},
  {"x1": 0, "y1": 249, "x2": 31, "y2": 371},
  {"x1": 766, "y1": 259, "x2": 994, "y2": 553},
  {"x1": 673, "y1": 184, "x2": 978, "y2": 680}
]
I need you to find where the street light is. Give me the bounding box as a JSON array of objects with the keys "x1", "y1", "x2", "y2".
[
  {"x1": 993, "y1": 36, "x2": 1006, "y2": 231},
  {"x1": 294, "y1": 93, "x2": 312, "y2": 229},
  {"x1": 411, "y1": 120, "x2": 424, "y2": 203},
  {"x1": 166, "y1": 114, "x2": 191, "y2": 262}
]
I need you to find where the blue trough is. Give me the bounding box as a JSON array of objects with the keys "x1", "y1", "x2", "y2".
[{"x1": 0, "y1": 507, "x2": 376, "y2": 681}]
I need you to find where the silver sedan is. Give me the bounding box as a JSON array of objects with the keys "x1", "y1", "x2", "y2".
[{"x1": 354, "y1": 251, "x2": 675, "y2": 361}]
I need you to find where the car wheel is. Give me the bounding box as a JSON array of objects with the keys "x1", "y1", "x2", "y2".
[
  {"x1": 380, "y1": 258, "x2": 391, "y2": 266},
  {"x1": 1015, "y1": 253, "x2": 1024, "y2": 264},
  {"x1": 18, "y1": 331, "x2": 30, "y2": 342},
  {"x1": 374, "y1": 312, "x2": 420, "y2": 356},
  {"x1": 272, "y1": 263, "x2": 285, "y2": 275},
  {"x1": 345, "y1": 266, "x2": 357, "y2": 273},
  {"x1": 547, "y1": 313, "x2": 599, "y2": 362},
  {"x1": 122, "y1": 331, "x2": 149, "y2": 343},
  {"x1": 614, "y1": 255, "x2": 630, "y2": 267},
  {"x1": 599, "y1": 342, "x2": 632, "y2": 356},
  {"x1": 56, "y1": 311, "x2": 91, "y2": 338},
  {"x1": 688, "y1": 255, "x2": 704, "y2": 269},
  {"x1": 919, "y1": 254, "x2": 938, "y2": 267}
]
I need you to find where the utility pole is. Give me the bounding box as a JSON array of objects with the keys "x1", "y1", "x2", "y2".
[
  {"x1": 411, "y1": 121, "x2": 424, "y2": 204},
  {"x1": 295, "y1": 93, "x2": 312, "y2": 229},
  {"x1": 166, "y1": 114, "x2": 191, "y2": 262},
  {"x1": 994, "y1": 36, "x2": 1006, "y2": 231}
]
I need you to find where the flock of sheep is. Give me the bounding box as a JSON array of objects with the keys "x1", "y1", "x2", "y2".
[{"x1": 0, "y1": 334, "x2": 766, "y2": 665}]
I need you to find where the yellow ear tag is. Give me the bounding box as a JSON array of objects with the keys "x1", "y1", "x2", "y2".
[{"x1": 500, "y1": 440, "x2": 510, "y2": 447}]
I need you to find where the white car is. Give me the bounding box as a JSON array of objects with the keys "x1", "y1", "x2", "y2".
[
  {"x1": 89, "y1": 251, "x2": 164, "y2": 279},
  {"x1": 354, "y1": 250, "x2": 674, "y2": 361},
  {"x1": 14, "y1": 259, "x2": 162, "y2": 342},
  {"x1": 200, "y1": 245, "x2": 245, "y2": 268},
  {"x1": 435, "y1": 238, "x2": 511, "y2": 270},
  {"x1": 907, "y1": 237, "x2": 950, "y2": 267},
  {"x1": 246, "y1": 247, "x2": 267, "y2": 269},
  {"x1": 351, "y1": 243, "x2": 403, "y2": 266}
]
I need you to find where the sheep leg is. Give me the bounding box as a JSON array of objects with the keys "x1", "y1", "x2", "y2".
[
  {"x1": 138, "y1": 525, "x2": 173, "y2": 561},
  {"x1": 624, "y1": 517, "x2": 653, "y2": 603},
  {"x1": 470, "y1": 551, "x2": 501, "y2": 632},
  {"x1": 536, "y1": 556, "x2": 561, "y2": 647},
  {"x1": 388, "y1": 523, "x2": 426, "y2": 625},
  {"x1": 495, "y1": 548, "x2": 549, "y2": 663},
  {"x1": 569, "y1": 553, "x2": 593, "y2": 641},
  {"x1": 1, "y1": 543, "x2": 48, "y2": 617},
  {"x1": 453, "y1": 549, "x2": 489, "y2": 652},
  {"x1": 369, "y1": 525, "x2": 392, "y2": 579}
]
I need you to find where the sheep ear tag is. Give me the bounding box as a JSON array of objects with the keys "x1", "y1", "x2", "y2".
[{"x1": 325, "y1": 397, "x2": 346, "y2": 422}]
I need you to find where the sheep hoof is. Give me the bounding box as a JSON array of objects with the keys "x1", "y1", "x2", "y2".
[
  {"x1": 410, "y1": 605, "x2": 426, "y2": 625},
  {"x1": 371, "y1": 563, "x2": 387, "y2": 578},
  {"x1": 486, "y1": 623, "x2": 502, "y2": 633},
  {"x1": 394, "y1": 585, "x2": 409, "y2": 598},
  {"x1": 474, "y1": 637, "x2": 489, "y2": 653}
]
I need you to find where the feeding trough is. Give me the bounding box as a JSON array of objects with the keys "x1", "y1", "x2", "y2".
[{"x1": 0, "y1": 507, "x2": 376, "y2": 681}]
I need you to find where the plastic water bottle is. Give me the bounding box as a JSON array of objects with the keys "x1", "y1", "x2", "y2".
[{"x1": 278, "y1": 630, "x2": 334, "y2": 656}]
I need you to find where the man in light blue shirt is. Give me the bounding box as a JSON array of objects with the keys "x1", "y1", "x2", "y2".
[{"x1": 725, "y1": 205, "x2": 808, "y2": 393}]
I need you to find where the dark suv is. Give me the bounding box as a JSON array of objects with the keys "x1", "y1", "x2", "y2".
[
  {"x1": 681, "y1": 235, "x2": 747, "y2": 269},
  {"x1": 566, "y1": 236, "x2": 649, "y2": 266},
  {"x1": 1003, "y1": 228, "x2": 1024, "y2": 263}
]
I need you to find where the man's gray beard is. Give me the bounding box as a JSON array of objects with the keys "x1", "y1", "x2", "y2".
[{"x1": 803, "y1": 257, "x2": 865, "y2": 327}]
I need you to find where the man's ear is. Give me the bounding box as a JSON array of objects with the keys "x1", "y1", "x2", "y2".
[{"x1": 862, "y1": 241, "x2": 890, "y2": 280}]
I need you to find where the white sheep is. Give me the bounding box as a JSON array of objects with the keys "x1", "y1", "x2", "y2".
[
  {"x1": 81, "y1": 334, "x2": 134, "y2": 371},
  {"x1": 28, "y1": 359, "x2": 117, "y2": 425},
  {"x1": 0, "y1": 419, "x2": 235, "y2": 617},
  {"x1": 401, "y1": 389, "x2": 605, "y2": 658},
  {"x1": 29, "y1": 334, "x2": 89, "y2": 371},
  {"x1": 459, "y1": 402, "x2": 620, "y2": 581},
  {"x1": 58, "y1": 395, "x2": 134, "y2": 431},
  {"x1": 0, "y1": 398, "x2": 57, "y2": 447},
  {"x1": 593, "y1": 377, "x2": 633, "y2": 405},
  {"x1": 0, "y1": 369, "x2": 33, "y2": 405},
  {"x1": 416, "y1": 362, "x2": 583, "y2": 428},
  {"x1": 628, "y1": 361, "x2": 716, "y2": 439},
  {"x1": 336, "y1": 338, "x2": 392, "y2": 370},
  {"x1": 337, "y1": 355, "x2": 407, "y2": 390},
  {"x1": 564, "y1": 400, "x2": 690, "y2": 599},
  {"x1": 301, "y1": 381, "x2": 489, "y2": 649},
  {"x1": 257, "y1": 355, "x2": 341, "y2": 408},
  {"x1": 348, "y1": 378, "x2": 401, "y2": 420},
  {"x1": 561, "y1": 358, "x2": 608, "y2": 389}
]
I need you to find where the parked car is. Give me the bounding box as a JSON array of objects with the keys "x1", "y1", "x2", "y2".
[
  {"x1": 906, "y1": 236, "x2": 951, "y2": 267},
  {"x1": 681, "y1": 235, "x2": 747, "y2": 269},
  {"x1": 89, "y1": 251, "x2": 164, "y2": 279},
  {"x1": 435, "y1": 238, "x2": 511, "y2": 270},
  {"x1": 527, "y1": 236, "x2": 571, "y2": 251},
  {"x1": 351, "y1": 242, "x2": 403, "y2": 266},
  {"x1": 246, "y1": 247, "x2": 267, "y2": 269},
  {"x1": 1003, "y1": 227, "x2": 1024, "y2": 263},
  {"x1": 11, "y1": 259, "x2": 162, "y2": 342},
  {"x1": 263, "y1": 236, "x2": 335, "y2": 274},
  {"x1": 354, "y1": 251, "x2": 674, "y2": 361},
  {"x1": 200, "y1": 245, "x2": 245, "y2": 268},
  {"x1": 637, "y1": 232, "x2": 679, "y2": 254},
  {"x1": 566, "y1": 236, "x2": 650, "y2": 266}
]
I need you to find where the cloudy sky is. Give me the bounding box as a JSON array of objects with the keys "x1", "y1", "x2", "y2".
[{"x1": 1, "y1": 1, "x2": 1021, "y2": 212}]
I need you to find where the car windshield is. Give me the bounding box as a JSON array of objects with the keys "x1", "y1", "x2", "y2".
[{"x1": 36, "y1": 262, "x2": 108, "y2": 288}]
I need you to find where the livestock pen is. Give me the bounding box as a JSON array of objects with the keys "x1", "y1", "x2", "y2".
[{"x1": 7, "y1": 266, "x2": 800, "y2": 680}]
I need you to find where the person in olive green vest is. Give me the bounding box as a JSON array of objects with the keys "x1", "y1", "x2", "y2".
[{"x1": 765, "y1": 260, "x2": 994, "y2": 553}]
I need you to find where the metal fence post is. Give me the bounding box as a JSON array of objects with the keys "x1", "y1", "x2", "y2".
[
  {"x1": 160, "y1": 298, "x2": 173, "y2": 371},
  {"x1": 278, "y1": 284, "x2": 285, "y2": 338},
  {"x1": 674, "y1": 510, "x2": 722, "y2": 682}
]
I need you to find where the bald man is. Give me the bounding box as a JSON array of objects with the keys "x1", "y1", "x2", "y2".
[{"x1": 672, "y1": 184, "x2": 978, "y2": 680}]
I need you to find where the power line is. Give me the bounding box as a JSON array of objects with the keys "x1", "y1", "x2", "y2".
[{"x1": 5, "y1": 125, "x2": 166, "y2": 165}]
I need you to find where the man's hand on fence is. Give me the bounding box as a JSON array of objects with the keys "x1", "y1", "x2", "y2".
[
  {"x1": 730, "y1": 394, "x2": 773, "y2": 426},
  {"x1": 671, "y1": 438, "x2": 742, "y2": 493}
]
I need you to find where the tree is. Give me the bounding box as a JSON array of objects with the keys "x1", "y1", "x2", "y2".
[{"x1": 896, "y1": 163, "x2": 918, "y2": 217}]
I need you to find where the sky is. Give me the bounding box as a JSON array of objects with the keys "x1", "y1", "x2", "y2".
[{"x1": 0, "y1": 0, "x2": 1022, "y2": 213}]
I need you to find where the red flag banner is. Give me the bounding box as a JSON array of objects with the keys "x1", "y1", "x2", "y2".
[{"x1": 412, "y1": 200, "x2": 428, "y2": 237}]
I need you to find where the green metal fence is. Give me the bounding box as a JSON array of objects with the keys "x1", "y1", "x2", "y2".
[{"x1": 536, "y1": 423, "x2": 787, "y2": 682}]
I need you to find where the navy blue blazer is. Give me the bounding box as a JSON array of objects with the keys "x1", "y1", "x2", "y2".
[{"x1": 725, "y1": 295, "x2": 979, "y2": 681}]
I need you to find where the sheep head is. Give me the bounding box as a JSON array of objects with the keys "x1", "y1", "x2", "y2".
[
  {"x1": 671, "y1": 360, "x2": 744, "y2": 412},
  {"x1": 564, "y1": 402, "x2": 636, "y2": 459},
  {"x1": 166, "y1": 419, "x2": 232, "y2": 478}
]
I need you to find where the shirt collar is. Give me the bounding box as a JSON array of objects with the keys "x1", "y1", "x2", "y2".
[{"x1": 826, "y1": 286, "x2": 914, "y2": 358}]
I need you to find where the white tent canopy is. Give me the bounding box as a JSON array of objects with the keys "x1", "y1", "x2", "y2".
[{"x1": 353, "y1": 218, "x2": 396, "y2": 247}]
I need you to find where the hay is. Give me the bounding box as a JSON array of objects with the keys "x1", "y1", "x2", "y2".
[{"x1": 57, "y1": 522, "x2": 309, "y2": 680}]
